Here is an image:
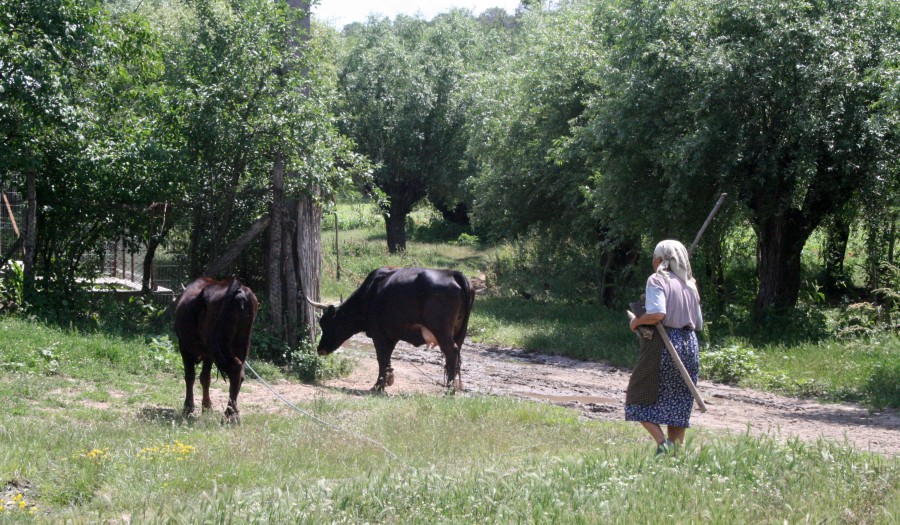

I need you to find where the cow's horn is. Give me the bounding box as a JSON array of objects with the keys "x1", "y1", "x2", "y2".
[{"x1": 303, "y1": 294, "x2": 331, "y2": 310}]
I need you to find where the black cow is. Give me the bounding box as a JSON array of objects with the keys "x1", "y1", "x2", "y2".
[
  {"x1": 310, "y1": 267, "x2": 475, "y2": 391},
  {"x1": 175, "y1": 277, "x2": 258, "y2": 421}
]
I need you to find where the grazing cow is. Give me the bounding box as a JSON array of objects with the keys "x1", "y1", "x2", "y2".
[
  {"x1": 309, "y1": 267, "x2": 475, "y2": 391},
  {"x1": 174, "y1": 277, "x2": 258, "y2": 421}
]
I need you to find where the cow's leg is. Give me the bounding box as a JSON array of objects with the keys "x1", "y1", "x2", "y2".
[
  {"x1": 223, "y1": 365, "x2": 243, "y2": 423},
  {"x1": 223, "y1": 316, "x2": 252, "y2": 422},
  {"x1": 180, "y1": 352, "x2": 197, "y2": 416},
  {"x1": 199, "y1": 359, "x2": 213, "y2": 412},
  {"x1": 372, "y1": 337, "x2": 397, "y2": 391}
]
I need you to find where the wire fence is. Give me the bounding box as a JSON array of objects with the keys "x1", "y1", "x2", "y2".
[
  {"x1": 1, "y1": 188, "x2": 188, "y2": 292},
  {"x1": 96, "y1": 241, "x2": 189, "y2": 292}
]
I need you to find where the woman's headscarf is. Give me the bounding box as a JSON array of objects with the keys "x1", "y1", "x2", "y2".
[{"x1": 653, "y1": 240, "x2": 697, "y2": 291}]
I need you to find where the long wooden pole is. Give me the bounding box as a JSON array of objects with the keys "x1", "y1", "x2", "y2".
[
  {"x1": 2, "y1": 193, "x2": 20, "y2": 237},
  {"x1": 629, "y1": 193, "x2": 727, "y2": 413},
  {"x1": 690, "y1": 193, "x2": 727, "y2": 254}
]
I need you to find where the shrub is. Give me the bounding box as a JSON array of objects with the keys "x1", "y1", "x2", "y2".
[
  {"x1": 486, "y1": 232, "x2": 617, "y2": 304},
  {"x1": 0, "y1": 259, "x2": 23, "y2": 313},
  {"x1": 833, "y1": 302, "x2": 881, "y2": 339},
  {"x1": 865, "y1": 361, "x2": 900, "y2": 410},
  {"x1": 285, "y1": 341, "x2": 354, "y2": 383},
  {"x1": 701, "y1": 340, "x2": 759, "y2": 384},
  {"x1": 451, "y1": 233, "x2": 480, "y2": 247}
]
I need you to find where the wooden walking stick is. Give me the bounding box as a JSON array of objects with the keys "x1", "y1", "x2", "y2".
[{"x1": 628, "y1": 193, "x2": 727, "y2": 413}]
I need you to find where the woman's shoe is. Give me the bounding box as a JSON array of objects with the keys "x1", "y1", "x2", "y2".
[{"x1": 655, "y1": 439, "x2": 675, "y2": 456}]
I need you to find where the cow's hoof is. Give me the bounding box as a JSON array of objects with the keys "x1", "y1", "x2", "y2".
[
  {"x1": 370, "y1": 383, "x2": 386, "y2": 394},
  {"x1": 182, "y1": 405, "x2": 195, "y2": 418},
  {"x1": 222, "y1": 408, "x2": 241, "y2": 425},
  {"x1": 385, "y1": 369, "x2": 395, "y2": 387}
]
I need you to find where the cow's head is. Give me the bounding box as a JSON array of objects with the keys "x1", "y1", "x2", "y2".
[{"x1": 316, "y1": 305, "x2": 341, "y2": 355}]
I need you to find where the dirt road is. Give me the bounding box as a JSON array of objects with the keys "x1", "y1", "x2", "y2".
[{"x1": 238, "y1": 335, "x2": 900, "y2": 456}]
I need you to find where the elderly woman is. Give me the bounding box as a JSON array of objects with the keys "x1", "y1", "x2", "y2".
[{"x1": 626, "y1": 240, "x2": 702, "y2": 454}]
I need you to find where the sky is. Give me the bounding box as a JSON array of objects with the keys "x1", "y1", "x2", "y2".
[{"x1": 313, "y1": 1, "x2": 522, "y2": 29}]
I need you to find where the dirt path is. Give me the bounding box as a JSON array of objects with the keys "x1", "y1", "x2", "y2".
[{"x1": 235, "y1": 335, "x2": 899, "y2": 457}]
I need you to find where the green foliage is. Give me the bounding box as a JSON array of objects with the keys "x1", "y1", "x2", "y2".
[
  {"x1": 834, "y1": 302, "x2": 884, "y2": 339},
  {"x1": 466, "y1": 0, "x2": 598, "y2": 243},
  {"x1": 485, "y1": 231, "x2": 628, "y2": 305},
  {"x1": 568, "y1": 0, "x2": 900, "y2": 314},
  {"x1": 450, "y1": 233, "x2": 480, "y2": 247},
  {"x1": 0, "y1": 260, "x2": 23, "y2": 313},
  {"x1": 701, "y1": 340, "x2": 759, "y2": 384},
  {"x1": 285, "y1": 343, "x2": 354, "y2": 383}
]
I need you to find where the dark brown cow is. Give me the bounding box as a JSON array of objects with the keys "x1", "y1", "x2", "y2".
[
  {"x1": 309, "y1": 267, "x2": 475, "y2": 391},
  {"x1": 174, "y1": 277, "x2": 258, "y2": 421}
]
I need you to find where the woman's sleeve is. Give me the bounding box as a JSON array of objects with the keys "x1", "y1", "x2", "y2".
[{"x1": 645, "y1": 280, "x2": 666, "y2": 315}]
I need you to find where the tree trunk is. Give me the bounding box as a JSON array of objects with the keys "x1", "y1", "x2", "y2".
[
  {"x1": 142, "y1": 237, "x2": 161, "y2": 293},
  {"x1": 385, "y1": 213, "x2": 407, "y2": 253},
  {"x1": 384, "y1": 196, "x2": 410, "y2": 253},
  {"x1": 295, "y1": 195, "x2": 322, "y2": 339},
  {"x1": 823, "y1": 212, "x2": 851, "y2": 298},
  {"x1": 211, "y1": 163, "x2": 245, "y2": 263},
  {"x1": 283, "y1": 202, "x2": 298, "y2": 347},
  {"x1": 268, "y1": 154, "x2": 286, "y2": 338},
  {"x1": 142, "y1": 203, "x2": 174, "y2": 293},
  {"x1": 889, "y1": 213, "x2": 897, "y2": 266},
  {"x1": 753, "y1": 211, "x2": 810, "y2": 316},
  {"x1": 23, "y1": 170, "x2": 36, "y2": 300},
  {"x1": 286, "y1": 0, "x2": 321, "y2": 342}
]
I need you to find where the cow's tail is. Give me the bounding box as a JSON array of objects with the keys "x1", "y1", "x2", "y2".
[
  {"x1": 450, "y1": 272, "x2": 475, "y2": 388},
  {"x1": 210, "y1": 278, "x2": 244, "y2": 379},
  {"x1": 454, "y1": 272, "x2": 475, "y2": 347}
]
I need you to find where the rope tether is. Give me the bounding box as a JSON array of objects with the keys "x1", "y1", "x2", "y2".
[{"x1": 243, "y1": 361, "x2": 401, "y2": 462}]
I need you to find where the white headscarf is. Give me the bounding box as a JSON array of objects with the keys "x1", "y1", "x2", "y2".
[{"x1": 653, "y1": 239, "x2": 697, "y2": 291}]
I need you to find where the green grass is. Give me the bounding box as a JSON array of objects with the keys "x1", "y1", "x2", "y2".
[
  {"x1": 744, "y1": 336, "x2": 900, "y2": 405},
  {"x1": 0, "y1": 317, "x2": 897, "y2": 522},
  {"x1": 469, "y1": 297, "x2": 638, "y2": 367}
]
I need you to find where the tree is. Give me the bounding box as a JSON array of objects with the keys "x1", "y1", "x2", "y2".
[
  {"x1": 571, "y1": 0, "x2": 899, "y2": 315},
  {"x1": 159, "y1": 0, "x2": 361, "y2": 345},
  {"x1": 338, "y1": 12, "x2": 479, "y2": 252},
  {"x1": 463, "y1": 1, "x2": 638, "y2": 305}
]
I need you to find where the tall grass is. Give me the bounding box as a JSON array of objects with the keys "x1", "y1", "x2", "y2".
[{"x1": 0, "y1": 320, "x2": 897, "y2": 523}]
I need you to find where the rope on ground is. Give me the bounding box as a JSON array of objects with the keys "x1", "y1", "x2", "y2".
[
  {"x1": 243, "y1": 361, "x2": 401, "y2": 462},
  {"x1": 408, "y1": 359, "x2": 444, "y2": 387}
]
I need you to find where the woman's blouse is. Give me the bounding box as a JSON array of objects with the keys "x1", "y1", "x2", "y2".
[{"x1": 645, "y1": 271, "x2": 703, "y2": 331}]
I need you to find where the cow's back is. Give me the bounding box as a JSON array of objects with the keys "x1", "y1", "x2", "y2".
[{"x1": 364, "y1": 267, "x2": 471, "y2": 340}]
